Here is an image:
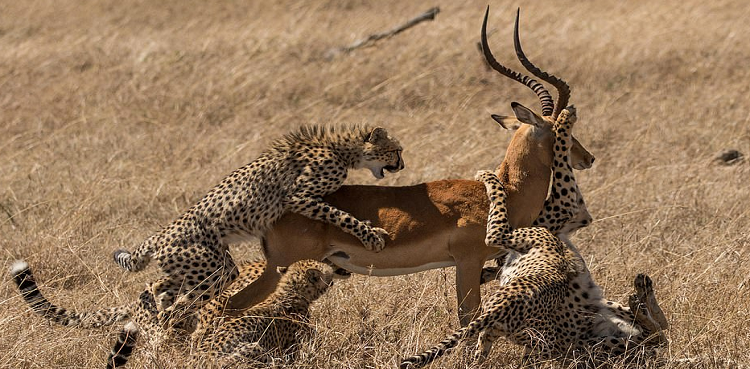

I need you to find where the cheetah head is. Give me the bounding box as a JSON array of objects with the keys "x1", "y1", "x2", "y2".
[
  {"x1": 359, "y1": 127, "x2": 404, "y2": 179},
  {"x1": 277, "y1": 260, "x2": 335, "y2": 302}
]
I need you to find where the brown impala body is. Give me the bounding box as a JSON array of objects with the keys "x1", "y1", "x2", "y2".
[{"x1": 227, "y1": 10, "x2": 595, "y2": 325}]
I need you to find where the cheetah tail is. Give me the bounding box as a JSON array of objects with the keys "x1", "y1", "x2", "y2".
[
  {"x1": 106, "y1": 321, "x2": 138, "y2": 369},
  {"x1": 112, "y1": 235, "x2": 157, "y2": 272},
  {"x1": 10, "y1": 260, "x2": 130, "y2": 328},
  {"x1": 400, "y1": 322, "x2": 481, "y2": 369}
]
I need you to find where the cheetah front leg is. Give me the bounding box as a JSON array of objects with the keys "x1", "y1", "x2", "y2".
[
  {"x1": 285, "y1": 195, "x2": 389, "y2": 251},
  {"x1": 474, "y1": 170, "x2": 511, "y2": 249},
  {"x1": 475, "y1": 170, "x2": 550, "y2": 255},
  {"x1": 532, "y1": 107, "x2": 592, "y2": 234}
]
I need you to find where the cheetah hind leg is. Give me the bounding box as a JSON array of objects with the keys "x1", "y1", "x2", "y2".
[
  {"x1": 155, "y1": 251, "x2": 239, "y2": 331},
  {"x1": 628, "y1": 274, "x2": 668, "y2": 346}
]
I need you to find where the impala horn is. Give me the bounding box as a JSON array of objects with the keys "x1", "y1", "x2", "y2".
[
  {"x1": 512, "y1": 8, "x2": 571, "y2": 118},
  {"x1": 481, "y1": 6, "x2": 555, "y2": 117}
]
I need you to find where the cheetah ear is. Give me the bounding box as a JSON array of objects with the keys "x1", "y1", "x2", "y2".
[
  {"x1": 276, "y1": 266, "x2": 289, "y2": 275},
  {"x1": 509, "y1": 101, "x2": 547, "y2": 129},
  {"x1": 305, "y1": 269, "x2": 319, "y2": 282},
  {"x1": 366, "y1": 127, "x2": 388, "y2": 144},
  {"x1": 490, "y1": 115, "x2": 522, "y2": 131}
]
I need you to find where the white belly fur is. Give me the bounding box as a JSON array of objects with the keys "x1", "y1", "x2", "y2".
[
  {"x1": 326, "y1": 248, "x2": 508, "y2": 277},
  {"x1": 326, "y1": 257, "x2": 456, "y2": 276}
]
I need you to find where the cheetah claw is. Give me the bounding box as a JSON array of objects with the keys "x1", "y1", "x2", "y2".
[{"x1": 361, "y1": 226, "x2": 388, "y2": 252}]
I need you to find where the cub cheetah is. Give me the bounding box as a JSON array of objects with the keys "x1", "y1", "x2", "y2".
[
  {"x1": 10, "y1": 259, "x2": 334, "y2": 368},
  {"x1": 400, "y1": 109, "x2": 668, "y2": 368},
  {"x1": 112, "y1": 124, "x2": 403, "y2": 327},
  {"x1": 189, "y1": 259, "x2": 335, "y2": 367},
  {"x1": 107, "y1": 260, "x2": 335, "y2": 367}
]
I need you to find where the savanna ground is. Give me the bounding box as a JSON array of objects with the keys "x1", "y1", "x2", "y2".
[{"x1": 1, "y1": 0, "x2": 749, "y2": 368}]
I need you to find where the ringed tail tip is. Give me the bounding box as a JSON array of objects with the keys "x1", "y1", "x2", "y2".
[{"x1": 10, "y1": 260, "x2": 29, "y2": 276}]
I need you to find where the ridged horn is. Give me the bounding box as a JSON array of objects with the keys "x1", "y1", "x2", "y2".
[
  {"x1": 481, "y1": 6, "x2": 554, "y2": 117},
  {"x1": 513, "y1": 8, "x2": 571, "y2": 118}
]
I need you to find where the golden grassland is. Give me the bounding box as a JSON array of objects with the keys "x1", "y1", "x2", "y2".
[{"x1": 1, "y1": 0, "x2": 749, "y2": 368}]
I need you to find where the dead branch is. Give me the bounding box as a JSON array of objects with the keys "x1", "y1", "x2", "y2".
[{"x1": 327, "y1": 7, "x2": 440, "y2": 59}]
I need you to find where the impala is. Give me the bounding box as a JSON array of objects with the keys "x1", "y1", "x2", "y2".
[{"x1": 226, "y1": 10, "x2": 594, "y2": 325}]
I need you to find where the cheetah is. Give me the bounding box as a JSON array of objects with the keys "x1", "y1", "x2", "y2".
[
  {"x1": 106, "y1": 260, "x2": 335, "y2": 368},
  {"x1": 480, "y1": 103, "x2": 591, "y2": 283},
  {"x1": 9, "y1": 259, "x2": 332, "y2": 368},
  {"x1": 400, "y1": 109, "x2": 668, "y2": 368},
  {"x1": 189, "y1": 259, "x2": 335, "y2": 367},
  {"x1": 10, "y1": 259, "x2": 161, "y2": 368},
  {"x1": 111, "y1": 124, "x2": 403, "y2": 328}
]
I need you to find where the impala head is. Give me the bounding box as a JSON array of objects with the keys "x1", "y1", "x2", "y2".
[{"x1": 482, "y1": 7, "x2": 595, "y2": 171}]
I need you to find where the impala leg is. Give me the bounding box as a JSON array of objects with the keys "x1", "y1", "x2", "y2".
[
  {"x1": 634, "y1": 274, "x2": 669, "y2": 330},
  {"x1": 455, "y1": 259, "x2": 485, "y2": 326},
  {"x1": 224, "y1": 261, "x2": 282, "y2": 312}
]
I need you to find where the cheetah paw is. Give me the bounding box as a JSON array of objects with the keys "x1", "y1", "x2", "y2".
[
  {"x1": 634, "y1": 274, "x2": 669, "y2": 330},
  {"x1": 361, "y1": 226, "x2": 389, "y2": 252},
  {"x1": 564, "y1": 105, "x2": 577, "y2": 121}
]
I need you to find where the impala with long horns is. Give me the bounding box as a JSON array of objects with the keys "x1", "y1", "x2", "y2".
[{"x1": 226, "y1": 7, "x2": 594, "y2": 325}]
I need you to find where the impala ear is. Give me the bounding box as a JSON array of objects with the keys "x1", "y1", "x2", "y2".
[
  {"x1": 491, "y1": 114, "x2": 522, "y2": 131},
  {"x1": 510, "y1": 101, "x2": 547, "y2": 128}
]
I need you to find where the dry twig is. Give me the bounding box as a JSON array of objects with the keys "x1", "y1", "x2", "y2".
[{"x1": 327, "y1": 7, "x2": 440, "y2": 59}]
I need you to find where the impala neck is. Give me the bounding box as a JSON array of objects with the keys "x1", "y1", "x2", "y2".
[{"x1": 495, "y1": 126, "x2": 553, "y2": 228}]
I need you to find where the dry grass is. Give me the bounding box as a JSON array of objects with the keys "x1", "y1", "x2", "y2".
[{"x1": 1, "y1": 0, "x2": 749, "y2": 368}]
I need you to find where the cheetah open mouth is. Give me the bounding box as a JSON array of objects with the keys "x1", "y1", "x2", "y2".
[
  {"x1": 379, "y1": 164, "x2": 401, "y2": 178},
  {"x1": 370, "y1": 164, "x2": 402, "y2": 180},
  {"x1": 384, "y1": 164, "x2": 400, "y2": 173}
]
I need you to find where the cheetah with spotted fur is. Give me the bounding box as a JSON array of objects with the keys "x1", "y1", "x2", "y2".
[
  {"x1": 10, "y1": 258, "x2": 339, "y2": 367},
  {"x1": 9, "y1": 259, "x2": 262, "y2": 367},
  {"x1": 400, "y1": 108, "x2": 668, "y2": 368},
  {"x1": 189, "y1": 259, "x2": 335, "y2": 367},
  {"x1": 112, "y1": 124, "x2": 402, "y2": 329},
  {"x1": 105, "y1": 260, "x2": 335, "y2": 368}
]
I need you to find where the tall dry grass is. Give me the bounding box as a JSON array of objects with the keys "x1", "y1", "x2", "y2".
[{"x1": 1, "y1": 0, "x2": 749, "y2": 368}]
